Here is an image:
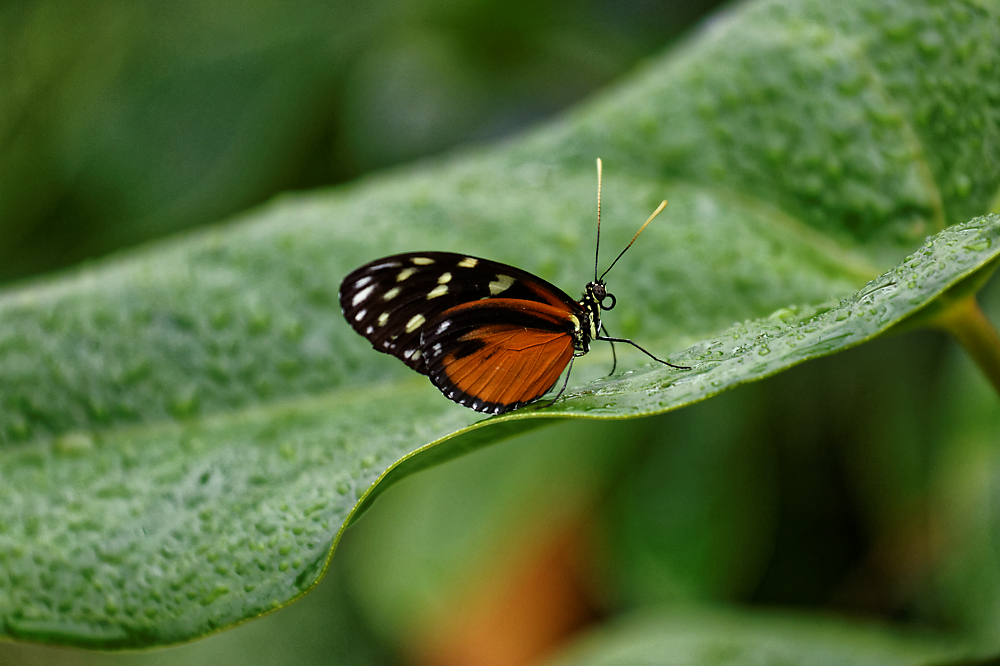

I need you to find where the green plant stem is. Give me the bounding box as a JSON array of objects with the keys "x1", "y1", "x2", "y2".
[{"x1": 933, "y1": 294, "x2": 1000, "y2": 398}]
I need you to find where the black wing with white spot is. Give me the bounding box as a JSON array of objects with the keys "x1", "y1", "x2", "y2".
[{"x1": 339, "y1": 251, "x2": 579, "y2": 374}]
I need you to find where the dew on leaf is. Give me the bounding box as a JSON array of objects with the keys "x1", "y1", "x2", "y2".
[
  {"x1": 210, "y1": 308, "x2": 232, "y2": 330},
  {"x1": 200, "y1": 585, "x2": 229, "y2": 606},
  {"x1": 54, "y1": 432, "x2": 94, "y2": 457},
  {"x1": 964, "y1": 238, "x2": 992, "y2": 252},
  {"x1": 247, "y1": 309, "x2": 272, "y2": 335},
  {"x1": 168, "y1": 387, "x2": 200, "y2": 419}
]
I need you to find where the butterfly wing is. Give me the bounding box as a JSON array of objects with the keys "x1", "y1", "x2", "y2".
[
  {"x1": 420, "y1": 298, "x2": 579, "y2": 414},
  {"x1": 339, "y1": 252, "x2": 579, "y2": 373}
]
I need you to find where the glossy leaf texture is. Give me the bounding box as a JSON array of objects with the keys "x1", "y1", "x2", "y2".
[{"x1": 0, "y1": 0, "x2": 998, "y2": 649}]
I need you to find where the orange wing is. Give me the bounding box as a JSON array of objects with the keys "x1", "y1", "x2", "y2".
[{"x1": 421, "y1": 299, "x2": 580, "y2": 414}]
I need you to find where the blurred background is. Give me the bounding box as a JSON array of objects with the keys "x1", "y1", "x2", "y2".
[
  {"x1": 2, "y1": 0, "x2": 999, "y2": 665},
  {"x1": 0, "y1": 0, "x2": 723, "y2": 285}
]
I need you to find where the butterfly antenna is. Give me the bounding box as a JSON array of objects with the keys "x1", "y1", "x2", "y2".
[
  {"x1": 599, "y1": 200, "x2": 667, "y2": 281},
  {"x1": 594, "y1": 157, "x2": 603, "y2": 282}
]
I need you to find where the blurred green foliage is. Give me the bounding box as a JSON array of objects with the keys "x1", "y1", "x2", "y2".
[
  {"x1": 0, "y1": 0, "x2": 719, "y2": 284},
  {"x1": 2, "y1": 0, "x2": 1000, "y2": 664}
]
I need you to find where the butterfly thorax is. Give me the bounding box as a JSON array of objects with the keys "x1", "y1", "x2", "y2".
[{"x1": 576, "y1": 281, "x2": 614, "y2": 355}]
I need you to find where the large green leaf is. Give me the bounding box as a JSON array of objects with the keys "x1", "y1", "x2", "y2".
[
  {"x1": 0, "y1": 563, "x2": 397, "y2": 666},
  {"x1": 1, "y1": 0, "x2": 998, "y2": 649}
]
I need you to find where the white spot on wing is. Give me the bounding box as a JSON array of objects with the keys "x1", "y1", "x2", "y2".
[
  {"x1": 354, "y1": 309, "x2": 366, "y2": 321},
  {"x1": 368, "y1": 260, "x2": 401, "y2": 271},
  {"x1": 411, "y1": 257, "x2": 435, "y2": 265},
  {"x1": 352, "y1": 285, "x2": 375, "y2": 306},
  {"x1": 437, "y1": 320, "x2": 451, "y2": 333},
  {"x1": 488, "y1": 274, "x2": 515, "y2": 295},
  {"x1": 405, "y1": 314, "x2": 426, "y2": 333},
  {"x1": 427, "y1": 284, "x2": 448, "y2": 299},
  {"x1": 458, "y1": 257, "x2": 478, "y2": 268},
  {"x1": 438, "y1": 272, "x2": 452, "y2": 284},
  {"x1": 383, "y1": 287, "x2": 401, "y2": 301},
  {"x1": 411, "y1": 350, "x2": 422, "y2": 361},
  {"x1": 354, "y1": 275, "x2": 373, "y2": 288},
  {"x1": 366, "y1": 326, "x2": 374, "y2": 334},
  {"x1": 396, "y1": 268, "x2": 416, "y2": 281},
  {"x1": 403, "y1": 348, "x2": 415, "y2": 359}
]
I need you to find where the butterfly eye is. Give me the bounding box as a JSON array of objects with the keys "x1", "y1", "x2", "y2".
[{"x1": 599, "y1": 292, "x2": 616, "y2": 310}]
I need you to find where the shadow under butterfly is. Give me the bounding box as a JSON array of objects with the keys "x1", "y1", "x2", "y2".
[{"x1": 339, "y1": 159, "x2": 690, "y2": 415}]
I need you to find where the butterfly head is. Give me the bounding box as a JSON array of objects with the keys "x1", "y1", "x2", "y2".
[{"x1": 586, "y1": 281, "x2": 617, "y2": 311}]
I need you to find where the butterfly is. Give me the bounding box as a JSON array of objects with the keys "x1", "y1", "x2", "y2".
[{"x1": 339, "y1": 158, "x2": 689, "y2": 415}]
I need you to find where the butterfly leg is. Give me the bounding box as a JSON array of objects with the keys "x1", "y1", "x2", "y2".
[
  {"x1": 537, "y1": 355, "x2": 578, "y2": 409},
  {"x1": 599, "y1": 322, "x2": 618, "y2": 376},
  {"x1": 595, "y1": 335, "x2": 691, "y2": 370}
]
